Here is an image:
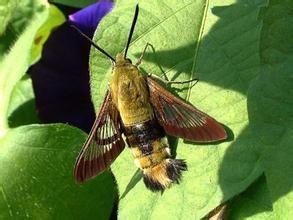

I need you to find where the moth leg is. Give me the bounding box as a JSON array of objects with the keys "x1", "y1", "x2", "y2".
[
  {"x1": 167, "y1": 78, "x2": 199, "y2": 89},
  {"x1": 165, "y1": 78, "x2": 199, "y2": 86},
  {"x1": 135, "y1": 43, "x2": 151, "y2": 66},
  {"x1": 149, "y1": 74, "x2": 199, "y2": 88},
  {"x1": 136, "y1": 43, "x2": 169, "y2": 81}
]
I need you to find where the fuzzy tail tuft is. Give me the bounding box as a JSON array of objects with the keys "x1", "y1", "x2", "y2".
[{"x1": 143, "y1": 159, "x2": 187, "y2": 192}]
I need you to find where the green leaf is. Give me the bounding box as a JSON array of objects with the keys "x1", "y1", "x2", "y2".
[
  {"x1": 89, "y1": 0, "x2": 267, "y2": 218},
  {"x1": 31, "y1": 4, "x2": 65, "y2": 64},
  {"x1": 0, "y1": 0, "x2": 47, "y2": 59},
  {"x1": 50, "y1": 0, "x2": 97, "y2": 8},
  {"x1": 0, "y1": 0, "x2": 18, "y2": 35},
  {"x1": 229, "y1": 175, "x2": 275, "y2": 220},
  {"x1": 0, "y1": 124, "x2": 116, "y2": 219},
  {"x1": 7, "y1": 75, "x2": 40, "y2": 128},
  {"x1": 248, "y1": 0, "x2": 293, "y2": 218},
  {"x1": 0, "y1": 0, "x2": 48, "y2": 136}
]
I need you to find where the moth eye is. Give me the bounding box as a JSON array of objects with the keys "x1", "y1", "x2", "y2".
[{"x1": 126, "y1": 58, "x2": 132, "y2": 64}]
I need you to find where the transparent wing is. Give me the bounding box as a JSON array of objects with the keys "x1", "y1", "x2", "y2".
[
  {"x1": 147, "y1": 77, "x2": 227, "y2": 142},
  {"x1": 74, "y1": 90, "x2": 125, "y2": 182}
]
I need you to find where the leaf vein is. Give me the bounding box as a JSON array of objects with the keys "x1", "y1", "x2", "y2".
[{"x1": 1, "y1": 185, "x2": 13, "y2": 217}]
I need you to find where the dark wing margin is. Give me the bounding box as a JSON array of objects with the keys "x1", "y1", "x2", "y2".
[
  {"x1": 74, "y1": 89, "x2": 125, "y2": 182},
  {"x1": 147, "y1": 77, "x2": 227, "y2": 142}
]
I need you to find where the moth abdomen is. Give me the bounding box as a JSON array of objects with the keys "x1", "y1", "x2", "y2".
[
  {"x1": 124, "y1": 120, "x2": 187, "y2": 191},
  {"x1": 143, "y1": 158, "x2": 187, "y2": 191}
]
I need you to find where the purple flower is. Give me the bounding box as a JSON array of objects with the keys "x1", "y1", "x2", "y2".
[
  {"x1": 29, "y1": 1, "x2": 114, "y2": 132},
  {"x1": 69, "y1": 0, "x2": 114, "y2": 36}
]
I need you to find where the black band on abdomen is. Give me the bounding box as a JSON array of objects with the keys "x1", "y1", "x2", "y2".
[{"x1": 123, "y1": 118, "x2": 165, "y2": 147}]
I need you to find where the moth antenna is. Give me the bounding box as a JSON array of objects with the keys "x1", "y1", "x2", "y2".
[
  {"x1": 71, "y1": 25, "x2": 115, "y2": 62},
  {"x1": 124, "y1": 4, "x2": 139, "y2": 58}
]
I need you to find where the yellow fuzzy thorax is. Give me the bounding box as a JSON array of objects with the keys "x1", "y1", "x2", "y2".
[{"x1": 109, "y1": 53, "x2": 153, "y2": 126}]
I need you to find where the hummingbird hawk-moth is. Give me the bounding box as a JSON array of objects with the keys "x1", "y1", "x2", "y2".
[{"x1": 73, "y1": 4, "x2": 227, "y2": 191}]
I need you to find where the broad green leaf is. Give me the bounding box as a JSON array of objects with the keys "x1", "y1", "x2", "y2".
[
  {"x1": 31, "y1": 4, "x2": 65, "y2": 64},
  {"x1": 0, "y1": 0, "x2": 17, "y2": 35},
  {"x1": 89, "y1": 0, "x2": 265, "y2": 219},
  {"x1": 248, "y1": 0, "x2": 293, "y2": 218},
  {"x1": 0, "y1": 0, "x2": 48, "y2": 137},
  {"x1": 0, "y1": 0, "x2": 48, "y2": 59},
  {"x1": 50, "y1": 0, "x2": 97, "y2": 8},
  {"x1": 7, "y1": 75, "x2": 40, "y2": 128},
  {"x1": 229, "y1": 175, "x2": 275, "y2": 220},
  {"x1": 0, "y1": 124, "x2": 115, "y2": 219}
]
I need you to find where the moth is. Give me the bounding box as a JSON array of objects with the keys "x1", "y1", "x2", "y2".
[{"x1": 73, "y1": 5, "x2": 227, "y2": 191}]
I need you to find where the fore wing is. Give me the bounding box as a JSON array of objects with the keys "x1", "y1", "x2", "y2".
[
  {"x1": 147, "y1": 77, "x2": 227, "y2": 142},
  {"x1": 74, "y1": 89, "x2": 125, "y2": 182}
]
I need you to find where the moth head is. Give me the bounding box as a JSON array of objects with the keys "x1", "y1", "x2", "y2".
[{"x1": 116, "y1": 53, "x2": 132, "y2": 65}]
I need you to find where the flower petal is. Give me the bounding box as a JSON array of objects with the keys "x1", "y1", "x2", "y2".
[
  {"x1": 29, "y1": 23, "x2": 96, "y2": 132},
  {"x1": 69, "y1": 0, "x2": 114, "y2": 35}
]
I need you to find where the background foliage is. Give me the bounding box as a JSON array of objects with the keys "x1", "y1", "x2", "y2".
[
  {"x1": 0, "y1": 0, "x2": 115, "y2": 219},
  {"x1": 0, "y1": 0, "x2": 292, "y2": 219}
]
